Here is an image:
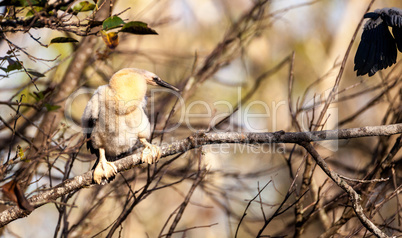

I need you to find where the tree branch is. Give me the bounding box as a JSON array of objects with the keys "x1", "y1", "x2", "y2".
[
  {"x1": 0, "y1": 124, "x2": 400, "y2": 227},
  {"x1": 299, "y1": 142, "x2": 390, "y2": 238}
]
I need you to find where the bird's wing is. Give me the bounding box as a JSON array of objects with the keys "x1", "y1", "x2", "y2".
[
  {"x1": 384, "y1": 8, "x2": 402, "y2": 26},
  {"x1": 392, "y1": 25, "x2": 402, "y2": 52},
  {"x1": 375, "y1": 8, "x2": 402, "y2": 52},
  {"x1": 354, "y1": 18, "x2": 397, "y2": 76},
  {"x1": 385, "y1": 8, "x2": 402, "y2": 52},
  {"x1": 82, "y1": 88, "x2": 101, "y2": 156}
]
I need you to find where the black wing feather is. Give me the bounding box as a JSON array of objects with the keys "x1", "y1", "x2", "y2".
[
  {"x1": 392, "y1": 24, "x2": 402, "y2": 52},
  {"x1": 354, "y1": 27, "x2": 371, "y2": 73},
  {"x1": 381, "y1": 8, "x2": 402, "y2": 52},
  {"x1": 355, "y1": 18, "x2": 397, "y2": 76},
  {"x1": 354, "y1": 21, "x2": 379, "y2": 76}
]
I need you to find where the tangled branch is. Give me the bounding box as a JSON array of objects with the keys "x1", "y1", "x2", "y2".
[{"x1": 0, "y1": 124, "x2": 400, "y2": 233}]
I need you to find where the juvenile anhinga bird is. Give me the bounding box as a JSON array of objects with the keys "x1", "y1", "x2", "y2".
[
  {"x1": 354, "y1": 7, "x2": 402, "y2": 77},
  {"x1": 82, "y1": 68, "x2": 180, "y2": 184}
]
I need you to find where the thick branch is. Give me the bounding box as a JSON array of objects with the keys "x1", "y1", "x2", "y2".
[{"x1": 0, "y1": 124, "x2": 400, "y2": 227}]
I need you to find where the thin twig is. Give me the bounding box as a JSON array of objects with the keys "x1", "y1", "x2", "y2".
[
  {"x1": 0, "y1": 124, "x2": 400, "y2": 227},
  {"x1": 299, "y1": 142, "x2": 389, "y2": 238}
]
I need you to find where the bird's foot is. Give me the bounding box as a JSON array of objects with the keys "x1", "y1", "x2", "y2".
[
  {"x1": 93, "y1": 160, "x2": 118, "y2": 184},
  {"x1": 140, "y1": 138, "x2": 161, "y2": 164}
]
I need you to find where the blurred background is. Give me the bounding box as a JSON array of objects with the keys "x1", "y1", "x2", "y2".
[{"x1": 0, "y1": 0, "x2": 401, "y2": 237}]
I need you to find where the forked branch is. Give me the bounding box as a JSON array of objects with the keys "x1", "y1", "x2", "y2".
[{"x1": 0, "y1": 124, "x2": 400, "y2": 233}]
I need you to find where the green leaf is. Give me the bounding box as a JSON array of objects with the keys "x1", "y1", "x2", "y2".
[
  {"x1": 6, "y1": 58, "x2": 22, "y2": 72},
  {"x1": 120, "y1": 21, "x2": 158, "y2": 35},
  {"x1": 44, "y1": 103, "x2": 61, "y2": 112},
  {"x1": 102, "y1": 16, "x2": 125, "y2": 31},
  {"x1": 29, "y1": 92, "x2": 43, "y2": 102},
  {"x1": 27, "y1": 70, "x2": 45, "y2": 77},
  {"x1": 59, "y1": 1, "x2": 95, "y2": 14},
  {"x1": 50, "y1": 37, "x2": 79, "y2": 44},
  {"x1": 72, "y1": 1, "x2": 95, "y2": 13},
  {"x1": 26, "y1": 6, "x2": 43, "y2": 17},
  {"x1": 59, "y1": 5, "x2": 68, "y2": 11}
]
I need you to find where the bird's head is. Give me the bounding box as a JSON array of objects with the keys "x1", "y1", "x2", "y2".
[
  {"x1": 109, "y1": 68, "x2": 179, "y2": 103},
  {"x1": 145, "y1": 75, "x2": 180, "y2": 92}
]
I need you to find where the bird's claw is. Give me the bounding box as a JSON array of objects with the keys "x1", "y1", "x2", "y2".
[
  {"x1": 141, "y1": 144, "x2": 161, "y2": 164},
  {"x1": 93, "y1": 161, "x2": 117, "y2": 184}
]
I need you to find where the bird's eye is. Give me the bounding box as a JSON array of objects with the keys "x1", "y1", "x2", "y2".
[{"x1": 152, "y1": 76, "x2": 159, "y2": 81}]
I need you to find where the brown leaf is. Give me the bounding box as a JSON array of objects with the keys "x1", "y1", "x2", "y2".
[
  {"x1": 2, "y1": 180, "x2": 34, "y2": 211},
  {"x1": 101, "y1": 31, "x2": 119, "y2": 49}
]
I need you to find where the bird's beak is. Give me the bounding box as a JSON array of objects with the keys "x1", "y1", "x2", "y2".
[{"x1": 151, "y1": 77, "x2": 180, "y2": 92}]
